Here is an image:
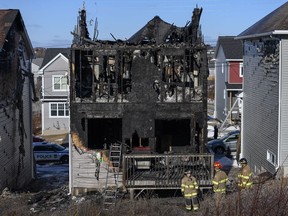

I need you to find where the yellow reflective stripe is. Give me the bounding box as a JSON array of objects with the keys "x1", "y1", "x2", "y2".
[
  {"x1": 219, "y1": 178, "x2": 228, "y2": 183},
  {"x1": 184, "y1": 193, "x2": 197, "y2": 197},
  {"x1": 242, "y1": 175, "x2": 250, "y2": 180},
  {"x1": 213, "y1": 180, "x2": 227, "y2": 184},
  {"x1": 214, "y1": 188, "x2": 226, "y2": 191}
]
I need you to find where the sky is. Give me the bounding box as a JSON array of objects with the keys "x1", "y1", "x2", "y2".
[{"x1": 1, "y1": 0, "x2": 287, "y2": 48}]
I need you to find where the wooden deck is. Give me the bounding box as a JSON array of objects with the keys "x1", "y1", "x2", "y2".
[{"x1": 123, "y1": 153, "x2": 214, "y2": 190}]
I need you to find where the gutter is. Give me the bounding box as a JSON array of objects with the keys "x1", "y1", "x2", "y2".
[{"x1": 235, "y1": 30, "x2": 288, "y2": 40}]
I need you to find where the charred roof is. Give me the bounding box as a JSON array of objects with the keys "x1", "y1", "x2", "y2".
[
  {"x1": 0, "y1": 9, "x2": 33, "y2": 56},
  {"x1": 72, "y1": 7, "x2": 204, "y2": 47}
]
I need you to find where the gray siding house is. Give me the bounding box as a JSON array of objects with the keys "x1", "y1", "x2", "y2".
[
  {"x1": 32, "y1": 58, "x2": 43, "y2": 116},
  {"x1": 0, "y1": 9, "x2": 35, "y2": 191},
  {"x1": 236, "y1": 2, "x2": 288, "y2": 177},
  {"x1": 39, "y1": 48, "x2": 70, "y2": 135},
  {"x1": 214, "y1": 36, "x2": 243, "y2": 122}
]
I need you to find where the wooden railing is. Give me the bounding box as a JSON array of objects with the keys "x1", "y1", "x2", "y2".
[{"x1": 122, "y1": 153, "x2": 214, "y2": 190}]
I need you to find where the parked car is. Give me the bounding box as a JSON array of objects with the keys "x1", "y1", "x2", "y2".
[
  {"x1": 60, "y1": 142, "x2": 69, "y2": 149},
  {"x1": 33, "y1": 142, "x2": 69, "y2": 164},
  {"x1": 33, "y1": 135, "x2": 46, "y2": 142},
  {"x1": 206, "y1": 130, "x2": 240, "y2": 154}
]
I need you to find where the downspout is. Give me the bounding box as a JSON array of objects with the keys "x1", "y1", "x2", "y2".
[
  {"x1": 229, "y1": 91, "x2": 232, "y2": 123},
  {"x1": 213, "y1": 61, "x2": 217, "y2": 118},
  {"x1": 69, "y1": 51, "x2": 72, "y2": 195},
  {"x1": 277, "y1": 40, "x2": 282, "y2": 173},
  {"x1": 41, "y1": 72, "x2": 44, "y2": 135}
]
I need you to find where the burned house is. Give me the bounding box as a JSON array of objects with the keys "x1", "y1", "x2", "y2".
[{"x1": 69, "y1": 6, "x2": 212, "y2": 197}]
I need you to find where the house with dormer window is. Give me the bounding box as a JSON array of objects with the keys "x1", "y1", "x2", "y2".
[{"x1": 39, "y1": 48, "x2": 70, "y2": 135}]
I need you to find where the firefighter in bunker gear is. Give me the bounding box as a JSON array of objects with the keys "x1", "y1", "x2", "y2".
[
  {"x1": 181, "y1": 170, "x2": 199, "y2": 211},
  {"x1": 212, "y1": 161, "x2": 228, "y2": 206},
  {"x1": 238, "y1": 158, "x2": 253, "y2": 189}
]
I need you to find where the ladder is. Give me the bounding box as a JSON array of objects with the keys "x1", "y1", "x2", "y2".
[
  {"x1": 219, "y1": 97, "x2": 241, "y2": 132},
  {"x1": 103, "y1": 142, "x2": 122, "y2": 210}
]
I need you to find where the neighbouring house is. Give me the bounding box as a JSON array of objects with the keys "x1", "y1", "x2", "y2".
[
  {"x1": 0, "y1": 9, "x2": 35, "y2": 191},
  {"x1": 31, "y1": 57, "x2": 43, "y2": 116},
  {"x1": 39, "y1": 48, "x2": 70, "y2": 135},
  {"x1": 214, "y1": 36, "x2": 243, "y2": 122},
  {"x1": 236, "y1": 2, "x2": 288, "y2": 177},
  {"x1": 69, "y1": 6, "x2": 212, "y2": 197},
  {"x1": 32, "y1": 57, "x2": 43, "y2": 95}
]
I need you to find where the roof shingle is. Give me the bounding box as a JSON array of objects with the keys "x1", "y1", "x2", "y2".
[
  {"x1": 237, "y1": 2, "x2": 288, "y2": 38},
  {"x1": 215, "y1": 36, "x2": 243, "y2": 60},
  {"x1": 0, "y1": 9, "x2": 19, "y2": 49}
]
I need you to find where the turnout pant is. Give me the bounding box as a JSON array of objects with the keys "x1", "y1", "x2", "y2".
[{"x1": 185, "y1": 196, "x2": 199, "y2": 211}]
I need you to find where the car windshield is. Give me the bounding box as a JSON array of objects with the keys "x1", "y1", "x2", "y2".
[
  {"x1": 53, "y1": 144, "x2": 66, "y2": 151},
  {"x1": 33, "y1": 144, "x2": 66, "y2": 151},
  {"x1": 221, "y1": 132, "x2": 238, "y2": 141}
]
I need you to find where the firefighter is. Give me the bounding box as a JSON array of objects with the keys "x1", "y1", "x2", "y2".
[
  {"x1": 238, "y1": 158, "x2": 253, "y2": 190},
  {"x1": 181, "y1": 169, "x2": 199, "y2": 211},
  {"x1": 212, "y1": 161, "x2": 228, "y2": 207}
]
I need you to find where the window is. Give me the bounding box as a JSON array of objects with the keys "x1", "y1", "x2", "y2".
[
  {"x1": 50, "y1": 103, "x2": 69, "y2": 117},
  {"x1": 225, "y1": 134, "x2": 239, "y2": 142},
  {"x1": 267, "y1": 150, "x2": 276, "y2": 165},
  {"x1": 239, "y1": 63, "x2": 243, "y2": 77},
  {"x1": 53, "y1": 75, "x2": 68, "y2": 91}
]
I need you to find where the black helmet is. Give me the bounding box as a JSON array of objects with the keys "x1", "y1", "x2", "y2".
[{"x1": 239, "y1": 158, "x2": 248, "y2": 164}]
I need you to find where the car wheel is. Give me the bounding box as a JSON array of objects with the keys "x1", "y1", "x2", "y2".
[
  {"x1": 214, "y1": 146, "x2": 225, "y2": 155},
  {"x1": 61, "y1": 156, "x2": 69, "y2": 164}
]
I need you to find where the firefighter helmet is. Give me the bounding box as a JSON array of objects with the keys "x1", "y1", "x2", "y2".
[
  {"x1": 239, "y1": 158, "x2": 248, "y2": 164},
  {"x1": 214, "y1": 161, "x2": 222, "y2": 169}
]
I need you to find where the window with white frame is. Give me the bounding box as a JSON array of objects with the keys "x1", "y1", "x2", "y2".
[
  {"x1": 53, "y1": 75, "x2": 68, "y2": 91},
  {"x1": 239, "y1": 63, "x2": 243, "y2": 77},
  {"x1": 267, "y1": 150, "x2": 276, "y2": 165},
  {"x1": 50, "y1": 103, "x2": 69, "y2": 117}
]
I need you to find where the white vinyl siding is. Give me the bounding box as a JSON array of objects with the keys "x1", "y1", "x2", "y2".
[
  {"x1": 242, "y1": 39, "x2": 279, "y2": 176},
  {"x1": 279, "y1": 39, "x2": 288, "y2": 176}
]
